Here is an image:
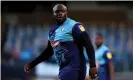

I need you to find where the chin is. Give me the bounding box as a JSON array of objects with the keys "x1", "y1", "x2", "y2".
[{"x1": 58, "y1": 20, "x2": 64, "y2": 23}]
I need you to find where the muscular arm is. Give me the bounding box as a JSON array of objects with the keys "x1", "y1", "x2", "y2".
[
  {"x1": 80, "y1": 30, "x2": 96, "y2": 67},
  {"x1": 108, "y1": 61, "x2": 114, "y2": 80},
  {"x1": 105, "y1": 52, "x2": 114, "y2": 80},
  {"x1": 30, "y1": 41, "x2": 53, "y2": 67},
  {"x1": 72, "y1": 23, "x2": 96, "y2": 68}
]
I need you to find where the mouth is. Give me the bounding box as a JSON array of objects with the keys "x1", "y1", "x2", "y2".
[
  {"x1": 57, "y1": 17, "x2": 63, "y2": 20},
  {"x1": 57, "y1": 16, "x2": 63, "y2": 19}
]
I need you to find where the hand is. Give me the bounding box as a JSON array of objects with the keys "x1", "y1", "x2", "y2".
[
  {"x1": 89, "y1": 67, "x2": 98, "y2": 80},
  {"x1": 24, "y1": 63, "x2": 32, "y2": 73},
  {"x1": 96, "y1": 61, "x2": 99, "y2": 68}
]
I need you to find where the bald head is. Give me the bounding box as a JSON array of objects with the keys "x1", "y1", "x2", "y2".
[
  {"x1": 53, "y1": 4, "x2": 68, "y2": 25},
  {"x1": 53, "y1": 4, "x2": 67, "y2": 11}
]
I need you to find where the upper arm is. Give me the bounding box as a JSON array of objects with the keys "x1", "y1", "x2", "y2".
[
  {"x1": 105, "y1": 52, "x2": 114, "y2": 78},
  {"x1": 46, "y1": 40, "x2": 53, "y2": 51},
  {"x1": 41, "y1": 40, "x2": 53, "y2": 57},
  {"x1": 104, "y1": 51, "x2": 113, "y2": 62},
  {"x1": 72, "y1": 23, "x2": 86, "y2": 39},
  {"x1": 72, "y1": 23, "x2": 92, "y2": 46},
  {"x1": 72, "y1": 23, "x2": 96, "y2": 67}
]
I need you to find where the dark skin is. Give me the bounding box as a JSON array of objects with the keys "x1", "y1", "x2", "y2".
[
  {"x1": 95, "y1": 35, "x2": 114, "y2": 80},
  {"x1": 53, "y1": 4, "x2": 67, "y2": 26},
  {"x1": 24, "y1": 4, "x2": 97, "y2": 79},
  {"x1": 95, "y1": 35, "x2": 104, "y2": 49}
]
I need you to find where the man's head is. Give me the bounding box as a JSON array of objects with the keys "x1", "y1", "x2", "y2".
[
  {"x1": 95, "y1": 33, "x2": 104, "y2": 48},
  {"x1": 53, "y1": 4, "x2": 68, "y2": 24}
]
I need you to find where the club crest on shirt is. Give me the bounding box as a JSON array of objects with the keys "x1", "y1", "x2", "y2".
[
  {"x1": 51, "y1": 40, "x2": 60, "y2": 47},
  {"x1": 61, "y1": 28, "x2": 65, "y2": 32},
  {"x1": 78, "y1": 25, "x2": 85, "y2": 31}
]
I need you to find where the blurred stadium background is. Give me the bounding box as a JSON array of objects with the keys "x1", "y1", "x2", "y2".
[{"x1": 1, "y1": 1, "x2": 133, "y2": 80}]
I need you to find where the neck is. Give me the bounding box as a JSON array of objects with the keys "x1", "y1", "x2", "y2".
[
  {"x1": 96, "y1": 43, "x2": 103, "y2": 49},
  {"x1": 57, "y1": 18, "x2": 67, "y2": 26},
  {"x1": 57, "y1": 21, "x2": 64, "y2": 26}
]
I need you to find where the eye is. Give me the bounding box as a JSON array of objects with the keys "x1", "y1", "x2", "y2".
[
  {"x1": 60, "y1": 10, "x2": 65, "y2": 12},
  {"x1": 55, "y1": 10, "x2": 65, "y2": 13},
  {"x1": 55, "y1": 10, "x2": 59, "y2": 13}
]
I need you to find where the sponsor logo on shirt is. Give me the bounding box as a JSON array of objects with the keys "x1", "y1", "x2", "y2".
[
  {"x1": 78, "y1": 25, "x2": 85, "y2": 31},
  {"x1": 61, "y1": 28, "x2": 65, "y2": 32},
  {"x1": 106, "y1": 52, "x2": 112, "y2": 59},
  {"x1": 51, "y1": 40, "x2": 60, "y2": 48}
]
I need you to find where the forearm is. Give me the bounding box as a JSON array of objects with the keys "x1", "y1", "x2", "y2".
[
  {"x1": 108, "y1": 62, "x2": 114, "y2": 80},
  {"x1": 30, "y1": 41, "x2": 53, "y2": 67},
  {"x1": 80, "y1": 32, "x2": 96, "y2": 67},
  {"x1": 31, "y1": 48, "x2": 53, "y2": 66},
  {"x1": 72, "y1": 23, "x2": 96, "y2": 67}
]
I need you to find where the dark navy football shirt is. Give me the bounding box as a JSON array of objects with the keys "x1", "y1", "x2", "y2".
[
  {"x1": 30, "y1": 18, "x2": 96, "y2": 73},
  {"x1": 48, "y1": 18, "x2": 95, "y2": 71}
]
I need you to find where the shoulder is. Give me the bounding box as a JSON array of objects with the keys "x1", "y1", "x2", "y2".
[
  {"x1": 68, "y1": 18, "x2": 81, "y2": 26},
  {"x1": 49, "y1": 24, "x2": 57, "y2": 32},
  {"x1": 102, "y1": 45, "x2": 110, "y2": 51},
  {"x1": 69, "y1": 18, "x2": 84, "y2": 29},
  {"x1": 98, "y1": 45, "x2": 110, "y2": 54},
  {"x1": 102, "y1": 45, "x2": 113, "y2": 58},
  {"x1": 72, "y1": 22, "x2": 86, "y2": 32}
]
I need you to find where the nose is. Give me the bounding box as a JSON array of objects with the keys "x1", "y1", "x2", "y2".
[
  {"x1": 58, "y1": 11, "x2": 62, "y2": 16},
  {"x1": 58, "y1": 14, "x2": 62, "y2": 17}
]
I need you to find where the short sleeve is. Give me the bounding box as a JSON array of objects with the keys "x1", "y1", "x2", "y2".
[{"x1": 104, "y1": 51, "x2": 113, "y2": 62}]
